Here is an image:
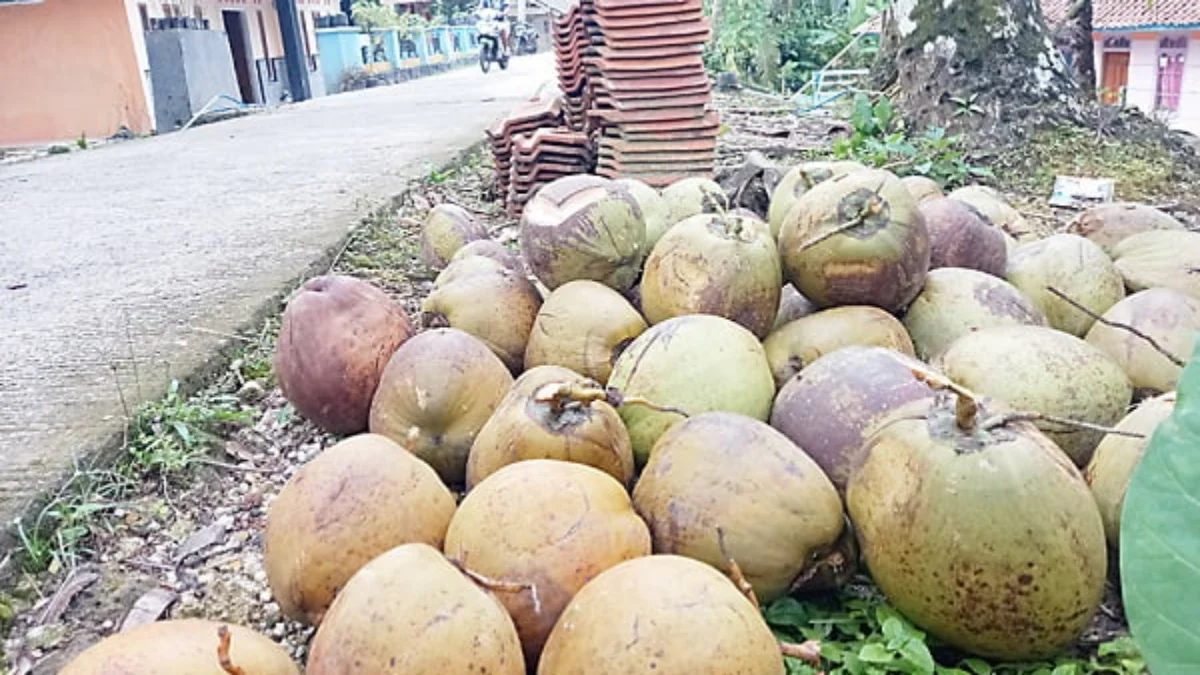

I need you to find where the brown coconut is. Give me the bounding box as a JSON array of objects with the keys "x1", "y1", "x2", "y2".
[
  {"x1": 901, "y1": 175, "x2": 944, "y2": 204},
  {"x1": 661, "y1": 176, "x2": 729, "y2": 226},
  {"x1": 536, "y1": 555, "x2": 786, "y2": 675},
  {"x1": 466, "y1": 366, "x2": 635, "y2": 489},
  {"x1": 1005, "y1": 234, "x2": 1126, "y2": 337},
  {"x1": 421, "y1": 203, "x2": 489, "y2": 270},
  {"x1": 446, "y1": 460, "x2": 651, "y2": 666},
  {"x1": 60, "y1": 619, "x2": 299, "y2": 675},
  {"x1": 520, "y1": 175, "x2": 646, "y2": 292},
  {"x1": 773, "y1": 284, "x2": 818, "y2": 330},
  {"x1": 1084, "y1": 288, "x2": 1200, "y2": 396},
  {"x1": 306, "y1": 543, "x2": 525, "y2": 675},
  {"x1": 264, "y1": 434, "x2": 456, "y2": 625},
  {"x1": 764, "y1": 306, "x2": 915, "y2": 387},
  {"x1": 948, "y1": 185, "x2": 1031, "y2": 240},
  {"x1": 770, "y1": 346, "x2": 937, "y2": 492},
  {"x1": 932, "y1": 325, "x2": 1133, "y2": 467},
  {"x1": 641, "y1": 213, "x2": 782, "y2": 339},
  {"x1": 449, "y1": 239, "x2": 524, "y2": 273},
  {"x1": 1084, "y1": 393, "x2": 1176, "y2": 546},
  {"x1": 902, "y1": 267, "x2": 1048, "y2": 361},
  {"x1": 778, "y1": 169, "x2": 930, "y2": 312},
  {"x1": 369, "y1": 328, "x2": 514, "y2": 485},
  {"x1": 919, "y1": 197, "x2": 1008, "y2": 276},
  {"x1": 1067, "y1": 202, "x2": 1186, "y2": 255},
  {"x1": 632, "y1": 412, "x2": 845, "y2": 603},
  {"x1": 523, "y1": 280, "x2": 647, "y2": 384},
  {"x1": 615, "y1": 178, "x2": 671, "y2": 249},
  {"x1": 422, "y1": 267, "x2": 543, "y2": 372},
  {"x1": 1111, "y1": 230, "x2": 1200, "y2": 300},
  {"x1": 274, "y1": 275, "x2": 415, "y2": 435}
]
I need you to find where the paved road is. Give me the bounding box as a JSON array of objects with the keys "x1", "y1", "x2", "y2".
[{"x1": 0, "y1": 54, "x2": 556, "y2": 532}]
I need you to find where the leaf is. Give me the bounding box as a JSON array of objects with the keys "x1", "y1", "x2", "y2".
[
  {"x1": 851, "y1": 93, "x2": 876, "y2": 136},
  {"x1": 858, "y1": 642, "x2": 894, "y2": 663},
  {"x1": 766, "y1": 597, "x2": 812, "y2": 631},
  {"x1": 1120, "y1": 339, "x2": 1200, "y2": 674},
  {"x1": 873, "y1": 97, "x2": 896, "y2": 132},
  {"x1": 962, "y1": 660, "x2": 993, "y2": 675}
]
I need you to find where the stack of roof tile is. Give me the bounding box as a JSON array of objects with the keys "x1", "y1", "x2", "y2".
[
  {"x1": 505, "y1": 128, "x2": 594, "y2": 217},
  {"x1": 484, "y1": 97, "x2": 563, "y2": 200},
  {"x1": 553, "y1": 2, "x2": 590, "y2": 131}
]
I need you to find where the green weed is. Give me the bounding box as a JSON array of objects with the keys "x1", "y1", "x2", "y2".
[
  {"x1": 13, "y1": 467, "x2": 131, "y2": 574},
  {"x1": 122, "y1": 380, "x2": 250, "y2": 478}
]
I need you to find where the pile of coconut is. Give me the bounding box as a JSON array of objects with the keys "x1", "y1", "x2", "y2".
[{"x1": 61, "y1": 164, "x2": 1200, "y2": 675}]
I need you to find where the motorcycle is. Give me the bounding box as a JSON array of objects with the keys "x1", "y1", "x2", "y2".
[
  {"x1": 476, "y1": 7, "x2": 510, "y2": 73},
  {"x1": 514, "y1": 21, "x2": 539, "y2": 55}
]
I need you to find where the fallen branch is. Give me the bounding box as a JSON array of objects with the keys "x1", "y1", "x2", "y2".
[
  {"x1": 217, "y1": 626, "x2": 246, "y2": 675},
  {"x1": 1046, "y1": 287, "x2": 1185, "y2": 367}
]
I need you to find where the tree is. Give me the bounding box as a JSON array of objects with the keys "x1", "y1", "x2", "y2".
[
  {"x1": 1052, "y1": 0, "x2": 1095, "y2": 98},
  {"x1": 871, "y1": 0, "x2": 1085, "y2": 137}
]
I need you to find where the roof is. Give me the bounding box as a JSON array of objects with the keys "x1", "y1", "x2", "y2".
[{"x1": 857, "y1": 0, "x2": 1200, "y2": 35}]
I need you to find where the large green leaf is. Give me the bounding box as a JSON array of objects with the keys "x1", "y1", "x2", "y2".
[{"x1": 1121, "y1": 338, "x2": 1200, "y2": 674}]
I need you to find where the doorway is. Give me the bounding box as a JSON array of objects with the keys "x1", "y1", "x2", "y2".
[
  {"x1": 223, "y1": 10, "x2": 258, "y2": 104},
  {"x1": 1101, "y1": 51, "x2": 1130, "y2": 105}
]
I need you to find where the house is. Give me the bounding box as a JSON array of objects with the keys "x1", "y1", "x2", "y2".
[
  {"x1": 857, "y1": 0, "x2": 1200, "y2": 136},
  {"x1": 0, "y1": 0, "x2": 340, "y2": 146}
]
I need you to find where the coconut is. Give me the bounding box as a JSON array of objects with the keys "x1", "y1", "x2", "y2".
[
  {"x1": 536, "y1": 555, "x2": 786, "y2": 675},
  {"x1": 932, "y1": 325, "x2": 1133, "y2": 467},
  {"x1": 446, "y1": 460, "x2": 650, "y2": 665},
  {"x1": 947, "y1": 185, "x2": 1031, "y2": 240},
  {"x1": 422, "y1": 267, "x2": 543, "y2": 372},
  {"x1": 632, "y1": 412, "x2": 845, "y2": 603},
  {"x1": 1084, "y1": 288, "x2": 1200, "y2": 396},
  {"x1": 520, "y1": 175, "x2": 646, "y2": 292},
  {"x1": 449, "y1": 239, "x2": 524, "y2": 273},
  {"x1": 902, "y1": 267, "x2": 1048, "y2": 361},
  {"x1": 767, "y1": 161, "x2": 866, "y2": 239},
  {"x1": 1005, "y1": 234, "x2": 1126, "y2": 337},
  {"x1": 264, "y1": 434, "x2": 456, "y2": 625},
  {"x1": 764, "y1": 306, "x2": 915, "y2": 387},
  {"x1": 770, "y1": 346, "x2": 936, "y2": 492},
  {"x1": 773, "y1": 284, "x2": 818, "y2": 330},
  {"x1": 434, "y1": 255, "x2": 511, "y2": 289},
  {"x1": 274, "y1": 275, "x2": 415, "y2": 436},
  {"x1": 661, "y1": 176, "x2": 729, "y2": 226},
  {"x1": 466, "y1": 366, "x2": 635, "y2": 489},
  {"x1": 523, "y1": 280, "x2": 647, "y2": 384},
  {"x1": 919, "y1": 197, "x2": 1008, "y2": 276},
  {"x1": 641, "y1": 213, "x2": 782, "y2": 339},
  {"x1": 1111, "y1": 230, "x2": 1200, "y2": 300},
  {"x1": 901, "y1": 175, "x2": 944, "y2": 204},
  {"x1": 1067, "y1": 202, "x2": 1185, "y2": 255},
  {"x1": 608, "y1": 314, "x2": 775, "y2": 465},
  {"x1": 778, "y1": 169, "x2": 930, "y2": 312},
  {"x1": 369, "y1": 328, "x2": 514, "y2": 485},
  {"x1": 615, "y1": 178, "x2": 671, "y2": 249},
  {"x1": 848, "y1": 392, "x2": 1107, "y2": 661},
  {"x1": 306, "y1": 543, "x2": 525, "y2": 675},
  {"x1": 1084, "y1": 393, "x2": 1176, "y2": 546},
  {"x1": 59, "y1": 619, "x2": 298, "y2": 675},
  {"x1": 421, "y1": 203, "x2": 489, "y2": 270}
]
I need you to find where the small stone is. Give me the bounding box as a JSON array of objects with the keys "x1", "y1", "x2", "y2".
[{"x1": 26, "y1": 623, "x2": 67, "y2": 650}]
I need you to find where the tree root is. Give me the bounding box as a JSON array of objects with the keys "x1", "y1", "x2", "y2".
[
  {"x1": 1046, "y1": 286, "x2": 1185, "y2": 367},
  {"x1": 217, "y1": 626, "x2": 246, "y2": 675}
]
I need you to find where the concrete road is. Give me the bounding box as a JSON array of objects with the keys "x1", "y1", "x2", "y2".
[{"x1": 0, "y1": 54, "x2": 556, "y2": 533}]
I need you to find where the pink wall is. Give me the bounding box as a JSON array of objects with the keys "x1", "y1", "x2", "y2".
[{"x1": 0, "y1": 0, "x2": 154, "y2": 145}]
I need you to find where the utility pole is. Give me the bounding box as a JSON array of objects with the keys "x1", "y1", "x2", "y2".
[{"x1": 275, "y1": 0, "x2": 313, "y2": 102}]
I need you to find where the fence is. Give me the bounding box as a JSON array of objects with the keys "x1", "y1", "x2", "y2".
[{"x1": 315, "y1": 25, "x2": 481, "y2": 94}]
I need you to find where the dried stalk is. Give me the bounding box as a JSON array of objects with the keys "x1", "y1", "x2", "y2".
[
  {"x1": 981, "y1": 412, "x2": 1145, "y2": 439},
  {"x1": 1046, "y1": 286, "x2": 1184, "y2": 367},
  {"x1": 780, "y1": 639, "x2": 823, "y2": 666},
  {"x1": 533, "y1": 382, "x2": 690, "y2": 418},
  {"x1": 217, "y1": 626, "x2": 246, "y2": 675},
  {"x1": 716, "y1": 526, "x2": 758, "y2": 611}
]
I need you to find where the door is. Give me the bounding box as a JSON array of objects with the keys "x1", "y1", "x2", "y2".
[
  {"x1": 223, "y1": 10, "x2": 258, "y2": 104},
  {"x1": 1101, "y1": 51, "x2": 1130, "y2": 105}
]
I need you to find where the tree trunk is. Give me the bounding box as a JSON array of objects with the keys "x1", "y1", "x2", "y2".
[
  {"x1": 873, "y1": 0, "x2": 1085, "y2": 136},
  {"x1": 1054, "y1": 0, "x2": 1096, "y2": 99}
]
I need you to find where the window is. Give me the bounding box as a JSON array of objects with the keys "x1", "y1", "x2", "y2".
[
  {"x1": 301, "y1": 10, "x2": 317, "y2": 71},
  {"x1": 1156, "y1": 36, "x2": 1187, "y2": 112},
  {"x1": 138, "y1": 3, "x2": 150, "y2": 31},
  {"x1": 1103, "y1": 36, "x2": 1131, "y2": 51}
]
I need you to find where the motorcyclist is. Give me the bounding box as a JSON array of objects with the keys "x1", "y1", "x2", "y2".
[{"x1": 477, "y1": 0, "x2": 512, "y2": 56}]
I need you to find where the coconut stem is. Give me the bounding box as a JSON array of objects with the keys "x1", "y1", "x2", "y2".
[
  {"x1": 780, "y1": 640, "x2": 822, "y2": 666},
  {"x1": 716, "y1": 526, "x2": 759, "y2": 611},
  {"x1": 216, "y1": 626, "x2": 246, "y2": 675},
  {"x1": 1045, "y1": 286, "x2": 1186, "y2": 368},
  {"x1": 904, "y1": 365, "x2": 982, "y2": 431},
  {"x1": 533, "y1": 382, "x2": 690, "y2": 418},
  {"x1": 981, "y1": 412, "x2": 1147, "y2": 439}
]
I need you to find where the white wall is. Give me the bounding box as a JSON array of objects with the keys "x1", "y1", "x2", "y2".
[
  {"x1": 1172, "y1": 38, "x2": 1200, "y2": 135},
  {"x1": 1096, "y1": 32, "x2": 1200, "y2": 136}
]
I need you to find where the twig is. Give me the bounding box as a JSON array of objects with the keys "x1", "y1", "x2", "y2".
[
  {"x1": 533, "y1": 382, "x2": 690, "y2": 418},
  {"x1": 187, "y1": 325, "x2": 257, "y2": 344},
  {"x1": 780, "y1": 640, "x2": 823, "y2": 666},
  {"x1": 1046, "y1": 287, "x2": 1185, "y2": 367},
  {"x1": 217, "y1": 626, "x2": 246, "y2": 675},
  {"x1": 194, "y1": 457, "x2": 272, "y2": 474},
  {"x1": 326, "y1": 228, "x2": 361, "y2": 274},
  {"x1": 1017, "y1": 209, "x2": 1061, "y2": 223},
  {"x1": 981, "y1": 412, "x2": 1145, "y2": 439},
  {"x1": 448, "y1": 557, "x2": 533, "y2": 594},
  {"x1": 716, "y1": 526, "x2": 759, "y2": 611}
]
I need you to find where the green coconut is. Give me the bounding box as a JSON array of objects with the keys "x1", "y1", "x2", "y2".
[
  {"x1": 901, "y1": 175, "x2": 944, "y2": 204},
  {"x1": 902, "y1": 267, "x2": 1048, "y2": 361},
  {"x1": 778, "y1": 169, "x2": 930, "y2": 312},
  {"x1": 449, "y1": 239, "x2": 524, "y2": 274},
  {"x1": 523, "y1": 280, "x2": 648, "y2": 385},
  {"x1": 1111, "y1": 230, "x2": 1200, "y2": 300},
  {"x1": 661, "y1": 177, "x2": 729, "y2": 226},
  {"x1": 1084, "y1": 393, "x2": 1176, "y2": 546},
  {"x1": 641, "y1": 213, "x2": 781, "y2": 339},
  {"x1": 421, "y1": 203, "x2": 489, "y2": 270},
  {"x1": 1084, "y1": 288, "x2": 1200, "y2": 397},
  {"x1": 1067, "y1": 202, "x2": 1185, "y2": 255},
  {"x1": 932, "y1": 325, "x2": 1133, "y2": 467},
  {"x1": 615, "y1": 178, "x2": 671, "y2": 250},
  {"x1": 633, "y1": 412, "x2": 846, "y2": 603},
  {"x1": 607, "y1": 315, "x2": 775, "y2": 465},
  {"x1": 848, "y1": 392, "x2": 1107, "y2": 661},
  {"x1": 765, "y1": 306, "x2": 916, "y2": 387},
  {"x1": 520, "y1": 175, "x2": 646, "y2": 292},
  {"x1": 1005, "y1": 234, "x2": 1125, "y2": 337},
  {"x1": 947, "y1": 185, "x2": 1031, "y2": 240},
  {"x1": 767, "y1": 161, "x2": 866, "y2": 239},
  {"x1": 422, "y1": 267, "x2": 543, "y2": 372},
  {"x1": 434, "y1": 255, "x2": 510, "y2": 289}
]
